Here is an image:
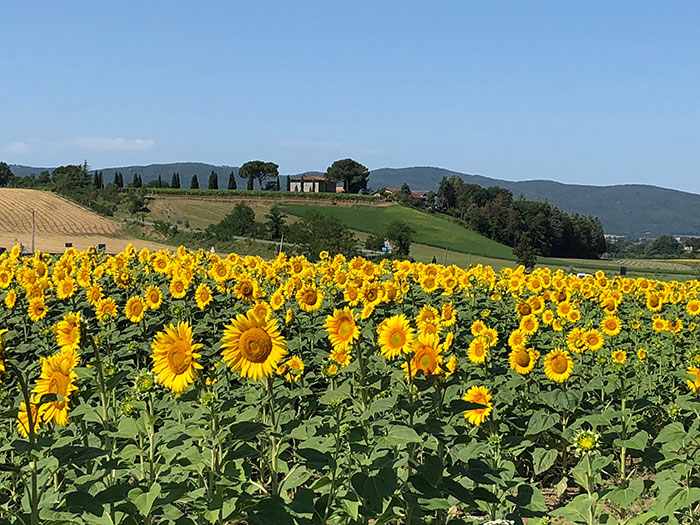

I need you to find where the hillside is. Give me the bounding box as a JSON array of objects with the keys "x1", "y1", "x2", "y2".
[
  {"x1": 0, "y1": 189, "x2": 170, "y2": 253},
  {"x1": 11, "y1": 162, "x2": 700, "y2": 237},
  {"x1": 370, "y1": 167, "x2": 700, "y2": 237}
]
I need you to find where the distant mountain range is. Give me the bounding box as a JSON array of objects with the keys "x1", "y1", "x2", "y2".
[{"x1": 8, "y1": 163, "x2": 700, "y2": 237}]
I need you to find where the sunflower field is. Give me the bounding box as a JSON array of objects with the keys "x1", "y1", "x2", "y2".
[{"x1": 2, "y1": 245, "x2": 700, "y2": 524}]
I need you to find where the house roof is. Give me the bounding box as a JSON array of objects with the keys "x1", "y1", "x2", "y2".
[{"x1": 290, "y1": 175, "x2": 326, "y2": 182}]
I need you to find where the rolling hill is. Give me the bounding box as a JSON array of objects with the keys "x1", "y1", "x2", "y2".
[
  {"x1": 9, "y1": 163, "x2": 700, "y2": 237},
  {"x1": 369, "y1": 167, "x2": 700, "y2": 238}
]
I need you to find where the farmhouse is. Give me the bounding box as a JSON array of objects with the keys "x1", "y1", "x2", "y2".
[{"x1": 289, "y1": 175, "x2": 336, "y2": 193}]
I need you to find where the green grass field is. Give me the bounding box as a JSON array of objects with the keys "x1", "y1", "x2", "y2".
[
  {"x1": 134, "y1": 194, "x2": 700, "y2": 280},
  {"x1": 279, "y1": 203, "x2": 519, "y2": 260}
]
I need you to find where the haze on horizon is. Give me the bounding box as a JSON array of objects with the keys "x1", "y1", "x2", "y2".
[{"x1": 2, "y1": 1, "x2": 699, "y2": 193}]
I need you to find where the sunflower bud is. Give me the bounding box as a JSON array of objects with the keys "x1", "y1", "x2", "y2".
[
  {"x1": 134, "y1": 370, "x2": 157, "y2": 394},
  {"x1": 573, "y1": 429, "x2": 600, "y2": 455}
]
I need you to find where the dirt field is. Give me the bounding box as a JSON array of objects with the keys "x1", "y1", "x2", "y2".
[{"x1": 0, "y1": 189, "x2": 172, "y2": 253}]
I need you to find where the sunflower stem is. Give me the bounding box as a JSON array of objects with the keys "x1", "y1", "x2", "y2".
[
  {"x1": 266, "y1": 376, "x2": 279, "y2": 496},
  {"x1": 6, "y1": 361, "x2": 39, "y2": 525}
]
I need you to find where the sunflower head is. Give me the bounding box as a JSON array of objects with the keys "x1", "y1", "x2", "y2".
[
  {"x1": 221, "y1": 310, "x2": 287, "y2": 381},
  {"x1": 377, "y1": 314, "x2": 415, "y2": 360},
  {"x1": 151, "y1": 322, "x2": 203, "y2": 393},
  {"x1": 463, "y1": 385, "x2": 493, "y2": 426},
  {"x1": 544, "y1": 349, "x2": 574, "y2": 383}
]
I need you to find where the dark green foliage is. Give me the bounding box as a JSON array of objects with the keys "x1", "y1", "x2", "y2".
[
  {"x1": 206, "y1": 202, "x2": 261, "y2": 239},
  {"x1": 171, "y1": 172, "x2": 181, "y2": 189},
  {"x1": 53, "y1": 164, "x2": 91, "y2": 194},
  {"x1": 385, "y1": 220, "x2": 415, "y2": 257},
  {"x1": 0, "y1": 162, "x2": 11, "y2": 187},
  {"x1": 113, "y1": 171, "x2": 123, "y2": 188},
  {"x1": 208, "y1": 170, "x2": 219, "y2": 190},
  {"x1": 365, "y1": 233, "x2": 386, "y2": 251},
  {"x1": 227, "y1": 171, "x2": 237, "y2": 190},
  {"x1": 132, "y1": 173, "x2": 142, "y2": 188},
  {"x1": 287, "y1": 211, "x2": 359, "y2": 260},
  {"x1": 239, "y1": 161, "x2": 279, "y2": 190},
  {"x1": 265, "y1": 204, "x2": 286, "y2": 241},
  {"x1": 645, "y1": 236, "x2": 683, "y2": 257},
  {"x1": 513, "y1": 232, "x2": 538, "y2": 269},
  {"x1": 325, "y1": 158, "x2": 369, "y2": 194},
  {"x1": 190, "y1": 175, "x2": 199, "y2": 189},
  {"x1": 434, "y1": 175, "x2": 605, "y2": 259}
]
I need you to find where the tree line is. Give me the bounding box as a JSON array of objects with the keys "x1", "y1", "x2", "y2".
[{"x1": 434, "y1": 175, "x2": 606, "y2": 260}]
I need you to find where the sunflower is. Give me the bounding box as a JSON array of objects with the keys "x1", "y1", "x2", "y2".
[
  {"x1": 468, "y1": 336, "x2": 488, "y2": 364},
  {"x1": 601, "y1": 316, "x2": 622, "y2": 336},
  {"x1": 611, "y1": 349, "x2": 627, "y2": 364},
  {"x1": 330, "y1": 346, "x2": 352, "y2": 366},
  {"x1": 4, "y1": 289, "x2": 16, "y2": 309},
  {"x1": 470, "y1": 320, "x2": 486, "y2": 336},
  {"x1": 416, "y1": 305, "x2": 440, "y2": 329},
  {"x1": 55, "y1": 312, "x2": 81, "y2": 351},
  {"x1": 169, "y1": 278, "x2": 188, "y2": 299},
  {"x1": 234, "y1": 277, "x2": 260, "y2": 303},
  {"x1": 637, "y1": 348, "x2": 647, "y2": 360},
  {"x1": 687, "y1": 366, "x2": 700, "y2": 393},
  {"x1": 406, "y1": 333, "x2": 443, "y2": 377},
  {"x1": 441, "y1": 302, "x2": 457, "y2": 326},
  {"x1": 221, "y1": 310, "x2": 287, "y2": 381},
  {"x1": 509, "y1": 347, "x2": 537, "y2": 375},
  {"x1": 377, "y1": 314, "x2": 415, "y2": 360},
  {"x1": 28, "y1": 298, "x2": 48, "y2": 323},
  {"x1": 17, "y1": 397, "x2": 44, "y2": 438},
  {"x1": 463, "y1": 386, "x2": 493, "y2": 426},
  {"x1": 195, "y1": 283, "x2": 213, "y2": 310},
  {"x1": 543, "y1": 349, "x2": 574, "y2": 383},
  {"x1": 519, "y1": 315, "x2": 539, "y2": 335},
  {"x1": 56, "y1": 278, "x2": 76, "y2": 300},
  {"x1": 583, "y1": 329, "x2": 604, "y2": 352},
  {"x1": 508, "y1": 329, "x2": 527, "y2": 350},
  {"x1": 125, "y1": 296, "x2": 146, "y2": 324},
  {"x1": 251, "y1": 301, "x2": 271, "y2": 322},
  {"x1": 296, "y1": 285, "x2": 324, "y2": 313},
  {"x1": 687, "y1": 300, "x2": 700, "y2": 317},
  {"x1": 325, "y1": 307, "x2": 360, "y2": 351},
  {"x1": 96, "y1": 297, "x2": 117, "y2": 323},
  {"x1": 86, "y1": 284, "x2": 103, "y2": 306},
  {"x1": 151, "y1": 321, "x2": 203, "y2": 393},
  {"x1": 646, "y1": 293, "x2": 663, "y2": 312},
  {"x1": 270, "y1": 289, "x2": 285, "y2": 310},
  {"x1": 33, "y1": 352, "x2": 79, "y2": 426},
  {"x1": 145, "y1": 285, "x2": 163, "y2": 309}
]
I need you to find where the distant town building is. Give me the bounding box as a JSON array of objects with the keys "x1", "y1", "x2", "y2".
[
  {"x1": 375, "y1": 188, "x2": 430, "y2": 200},
  {"x1": 289, "y1": 175, "x2": 336, "y2": 193}
]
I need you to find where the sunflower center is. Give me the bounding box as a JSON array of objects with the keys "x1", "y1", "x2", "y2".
[
  {"x1": 515, "y1": 349, "x2": 531, "y2": 367},
  {"x1": 48, "y1": 371, "x2": 70, "y2": 402},
  {"x1": 389, "y1": 329, "x2": 406, "y2": 349},
  {"x1": 551, "y1": 354, "x2": 568, "y2": 374},
  {"x1": 474, "y1": 343, "x2": 485, "y2": 357},
  {"x1": 168, "y1": 340, "x2": 192, "y2": 375},
  {"x1": 240, "y1": 327, "x2": 273, "y2": 363},
  {"x1": 303, "y1": 290, "x2": 318, "y2": 305},
  {"x1": 338, "y1": 319, "x2": 353, "y2": 340},
  {"x1": 416, "y1": 349, "x2": 436, "y2": 373}
]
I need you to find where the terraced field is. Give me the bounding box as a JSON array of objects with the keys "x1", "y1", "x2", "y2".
[{"x1": 0, "y1": 189, "x2": 171, "y2": 253}]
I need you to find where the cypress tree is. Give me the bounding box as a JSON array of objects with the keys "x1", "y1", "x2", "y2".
[
  {"x1": 285, "y1": 175, "x2": 290, "y2": 191},
  {"x1": 171, "y1": 172, "x2": 180, "y2": 188},
  {"x1": 132, "y1": 173, "x2": 142, "y2": 188},
  {"x1": 93, "y1": 172, "x2": 100, "y2": 188},
  {"x1": 157, "y1": 174, "x2": 163, "y2": 188},
  {"x1": 208, "y1": 170, "x2": 219, "y2": 189},
  {"x1": 191, "y1": 175, "x2": 199, "y2": 189},
  {"x1": 227, "y1": 171, "x2": 237, "y2": 190},
  {"x1": 98, "y1": 172, "x2": 104, "y2": 189}
]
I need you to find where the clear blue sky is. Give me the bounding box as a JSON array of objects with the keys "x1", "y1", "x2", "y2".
[{"x1": 2, "y1": 1, "x2": 699, "y2": 192}]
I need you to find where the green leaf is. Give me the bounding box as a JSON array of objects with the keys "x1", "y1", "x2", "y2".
[
  {"x1": 279, "y1": 466, "x2": 312, "y2": 496},
  {"x1": 552, "y1": 493, "x2": 597, "y2": 523},
  {"x1": 606, "y1": 479, "x2": 644, "y2": 508},
  {"x1": 128, "y1": 483, "x2": 161, "y2": 517},
  {"x1": 230, "y1": 421, "x2": 267, "y2": 441},
  {"x1": 378, "y1": 424, "x2": 420, "y2": 447},
  {"x1": 64, "y1": 491, "x2": 105, "y2": 517},
  {"x1": 614, "y1": 430, "x2": 649, "y2": 451},
  {"x1": 53, "y1": 446, "x2": 107, "y2": 466},
  {"x1": 532, "y1": 448, "x2": 558, "y2": 475},
  {"x1": 655, "y1": 422, "x2": 687, "y2": 445},
  {"x1": 525, "y1": 412, "x2": 558, "y2": 436},
  {"x1": 247, "y1": 496, "x2": 295, "y2": 525},
  {"x1": 116, "y1": 417, "x2": 139, "y2": 439},
  {"x1": 350, "y1": 469, "x2": 397, "y2": 512}
]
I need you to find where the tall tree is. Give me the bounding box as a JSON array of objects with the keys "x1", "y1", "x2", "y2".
[
  {"x1": 191, "y1": 174, "x2": 200, "y2": 189},
  {"x1": 266, "y1": 204, "x2": 287, "y2": 240},
  {"x1": 52, "y1": 165, "x2": 91, "y2": 194},
  {"x1": 227, "y1": 171, "x2": 237, "y2": 190},
  {"x1": 239, "y1": 160, "x2": 279, "y2": 190},
  {"x1": 93, "y1": 171, "x2": 101, "y2": 189},
  {"x1": 208, "y1": 170, "x2": 219, "y2": 189},
  {"x1": 157, "y1": 174, "x2": 163, "y2": 188},
  {"x1": 171, "y1": 172, "x2": 181, "y2": 188},
  {"x1": 132, "y1": 173, "x2": 142, "y2": 188},
  {"x1": 0, "y1": 162, "x2": 12, "y2": 187},
  {"x1": 324, "y1": 158, "x2": 370, "y2": 194},
  {"x1": 386, "y1": 220, "x2": 415, "y2": 258}
]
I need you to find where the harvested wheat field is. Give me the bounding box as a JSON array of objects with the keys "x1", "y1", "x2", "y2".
[{"x1": 0, "y1": 188, "x2": 172, "y2": 253}]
